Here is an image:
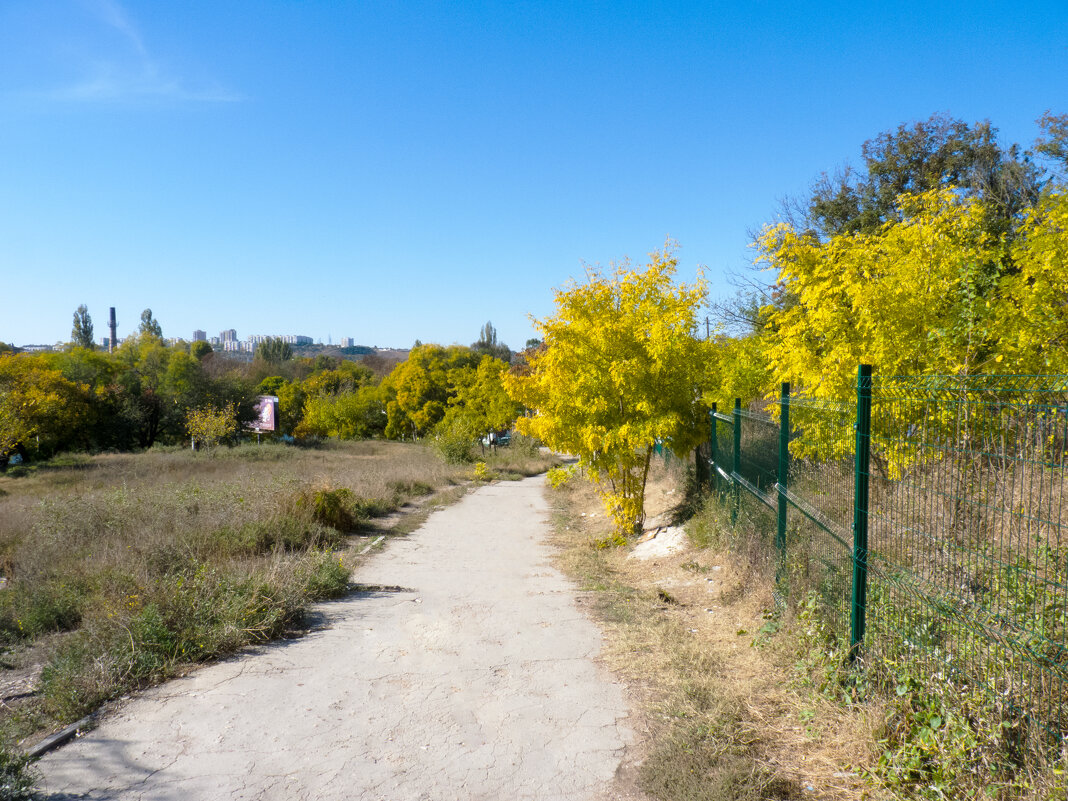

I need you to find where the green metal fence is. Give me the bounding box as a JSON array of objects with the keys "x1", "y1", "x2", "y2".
[{"x1": 705, "y1": 369, "x2": 1068, "y2": 745}]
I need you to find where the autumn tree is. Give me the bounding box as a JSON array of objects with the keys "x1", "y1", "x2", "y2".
[
  {"x1": 293, "y1": 360, "x2": 384, "y2": 440},
  {"x1": 446, "y1": 356, "x2": 521, "y2": 436},
  {"x1": 434, "y1": 355, "x2": 521, "y2": 462},
  {"x1": 298, "y1": 385, "x2": 386, "y2": 440},
  {"x1": 756, "y1": 186, "x2": 1068, "y2": 470},
  {"x1": 504, "y1": 246, "x2": 712, "y2": 535},
  {"x1": 988, "y1": 189, "x2": 1068, "y2": 373},
  {"x1": 759, "y1": 188, "x2": 1004, "y2": 395},
  {"x1": 380, "y1": 344, "x2": 480, "y2": 438},
  {"x1": 185, "y1": 402, "x2": 238, "y2": 450},
  {"x1": 0, "y1": 354, "x2": 91, "y2": 460},
  {"x1": 71, "y1": 305, "x2": 95, "y2": 349},
  {"x1": 704, "y1": 332, "x2": 772, "y2": 411}
]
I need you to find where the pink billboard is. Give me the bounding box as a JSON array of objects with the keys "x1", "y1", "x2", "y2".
[{"x1": 250, "y1": 395, "x2": 279, "y2": 433}]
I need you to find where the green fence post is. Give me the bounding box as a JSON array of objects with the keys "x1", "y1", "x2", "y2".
[
  {"x1": 732, "y1": 398, "x2": 742, "y2": 525},
  {"x1": 774, "y1": 382, "x2": 791, "y2": 607},
  {"x1": 850, "y1": 364, "x2": 873, "y2": 660},
  {"x1": 777, "y1": 382, "x2": 790, "y2": 558},
  {"x1": 709, "y1": 404, "x2": 717, "y2": 494}
]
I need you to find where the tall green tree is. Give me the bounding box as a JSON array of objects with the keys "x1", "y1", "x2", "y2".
[
  {"x1": 71, "y1": 305, "x2": 95, "y2": 349},
  {"x1": 471, "y1": 321, "x2": 512, "y2": 362},
  {"x1": 793, "y1": 113, "x2": 1042, "y2": 241},
  {"x1": 191, "y1": 341, "x2": 213, "y2": 360},
  {"x1": 1035, "y1": 111, "x2": 1068, "y2": 173},
  {"x1": 138, "y1": 309, "x2": 163, "y2": 340},
  {"x1": 256, "y1": 337, "x2": 293, "y2": 364}
]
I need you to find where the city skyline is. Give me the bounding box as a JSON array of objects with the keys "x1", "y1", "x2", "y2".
[{"x1": 9, "y1": 305, "x2": 417, "y2": 352}]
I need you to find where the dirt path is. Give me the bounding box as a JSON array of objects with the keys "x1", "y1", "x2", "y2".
[{"x1": 38, "y1": 476, "x2": 637, "y2": 800}]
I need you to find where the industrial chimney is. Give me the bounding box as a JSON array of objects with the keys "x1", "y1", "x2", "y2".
[{"x1": 109, "y1": 308, "x2": 117, "y2": 353}]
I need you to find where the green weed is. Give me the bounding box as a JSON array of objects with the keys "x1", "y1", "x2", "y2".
[
  {"x1": 0, "y1": 579, "x2": 85, "y2": 643},
  {"x1": 0, "y1": 738, "x2": 37, "y2": 800}
]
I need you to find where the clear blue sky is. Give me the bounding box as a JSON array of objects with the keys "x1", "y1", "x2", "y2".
[{"x1": 1, "y1": 0, "x2": 1064, "y2": 349}]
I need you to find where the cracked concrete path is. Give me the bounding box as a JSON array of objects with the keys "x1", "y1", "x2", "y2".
[{"x1": 38, "y1": 475, "x2": 635, "y2": 800}]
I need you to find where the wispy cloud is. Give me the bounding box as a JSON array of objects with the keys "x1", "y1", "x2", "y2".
[
  {"x1": 40, "y1": 0, "x2": 242, "y2": 104},
  {"x1": 92, "y1": 0, "x2": 148, "y2": 58}
]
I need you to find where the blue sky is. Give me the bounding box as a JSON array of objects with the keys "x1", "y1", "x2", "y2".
[{"x1": 1, "y1": 0, "x2": 1065, "y2": 349}]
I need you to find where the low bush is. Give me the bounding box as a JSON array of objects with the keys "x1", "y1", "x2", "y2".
[
  {"x1": 38, "y1": 551, "x2": 352, "y2": 725},
  {"x1": 432, "y1": 419, "x2": 478, "y2": 465},
  {"x1": 546, "y1": 464, "x2": 575, "y2": 489},
  {"x1": 298, "y1": 550, "x2": 350, "y2": 599},
  {"x1": 387, "y1": 479, "x2": 434, "y2": 498},
  {"x1": 297, "y1": 486, "x2": 361, "y2": 532}
]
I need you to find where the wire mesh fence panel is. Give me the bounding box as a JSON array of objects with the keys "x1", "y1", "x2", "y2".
[
  {"x1": 785, "y1": 397, "x2": 858, "y2": 639},
  {"x1": 700, "y1": 375, "x2": 1068, "y2": 750},
  {"x1": 737, "y1": 406, "x2": 778, "y2": 506},
  {"x1": 709, "y1": 411, "x2": 735, "y2": 498},
  {"x1": 706, "y1": 406, "x2": 781, "y2": 577},
  {"x1": 865, "y1": 375, "x2": 1068, "y2": 746}
]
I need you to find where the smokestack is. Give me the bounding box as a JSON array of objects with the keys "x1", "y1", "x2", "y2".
[{"x1": 109, "y1": 308, "x2": 117, "y2": 353}]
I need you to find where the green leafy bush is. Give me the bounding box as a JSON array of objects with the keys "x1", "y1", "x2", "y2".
[
  {"x1": 299, "y1": 550, "x2": 350, "y2": 599},
  {"x1": 293, "y1": 486, "x2": 361, "y2": 532},
  {"x1": 211, "y1": 517, "x2": 341, "y2": 555},
  {"x1": 432, "y1": 417, "x2": 477, "y2": 464}
]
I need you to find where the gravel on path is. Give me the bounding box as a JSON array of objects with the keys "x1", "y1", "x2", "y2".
[{"x1": 38, "y1": 475, "x2": 635, "y2": 800}]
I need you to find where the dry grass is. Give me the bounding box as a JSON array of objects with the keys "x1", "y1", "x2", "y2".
[
  {"x1": 0, "y1": 439, "x2": 553, "y2": 759},
  {"x1": 548, "y1": 460, "x2": 886, "y2": 801}
]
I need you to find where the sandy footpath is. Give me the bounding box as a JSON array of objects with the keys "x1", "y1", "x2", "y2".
[{"x1": 38, "y1": 475, "x2": 635, "y2": 800}]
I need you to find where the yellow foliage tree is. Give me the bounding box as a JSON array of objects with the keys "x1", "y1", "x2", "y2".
[
  {"x1": 757, "y1": 187, "x2": 1068, "y2": 473},
  {"x1": 991, "y1": 190, "x2": 1068, "y2": 373},
  {"x1": 443, "y1": 356, "x2": 521, "y2": 436},
  {"x1": 185, "y1": 402, "x2": 238, "y2": 450},
  {"x1": 380, "y1": 344, "x2": 480, "y2": 439},
  {"x1": 0, "y1": 354, "x2": 91, "y2": 459},
  {"x1": 504, "y1": 246, "x2": 712, "y2": 535},
  {"x1": 759, "y1": 187, "x2": 1005, "y2": 399},
  {"x1": 705, "y1": 332, "x2": 773, "y2": 411}
]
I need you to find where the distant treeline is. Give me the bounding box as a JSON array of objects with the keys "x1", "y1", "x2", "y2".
[{"x1": 0, "y1": 322, "x2": 519, "y2": 463}]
